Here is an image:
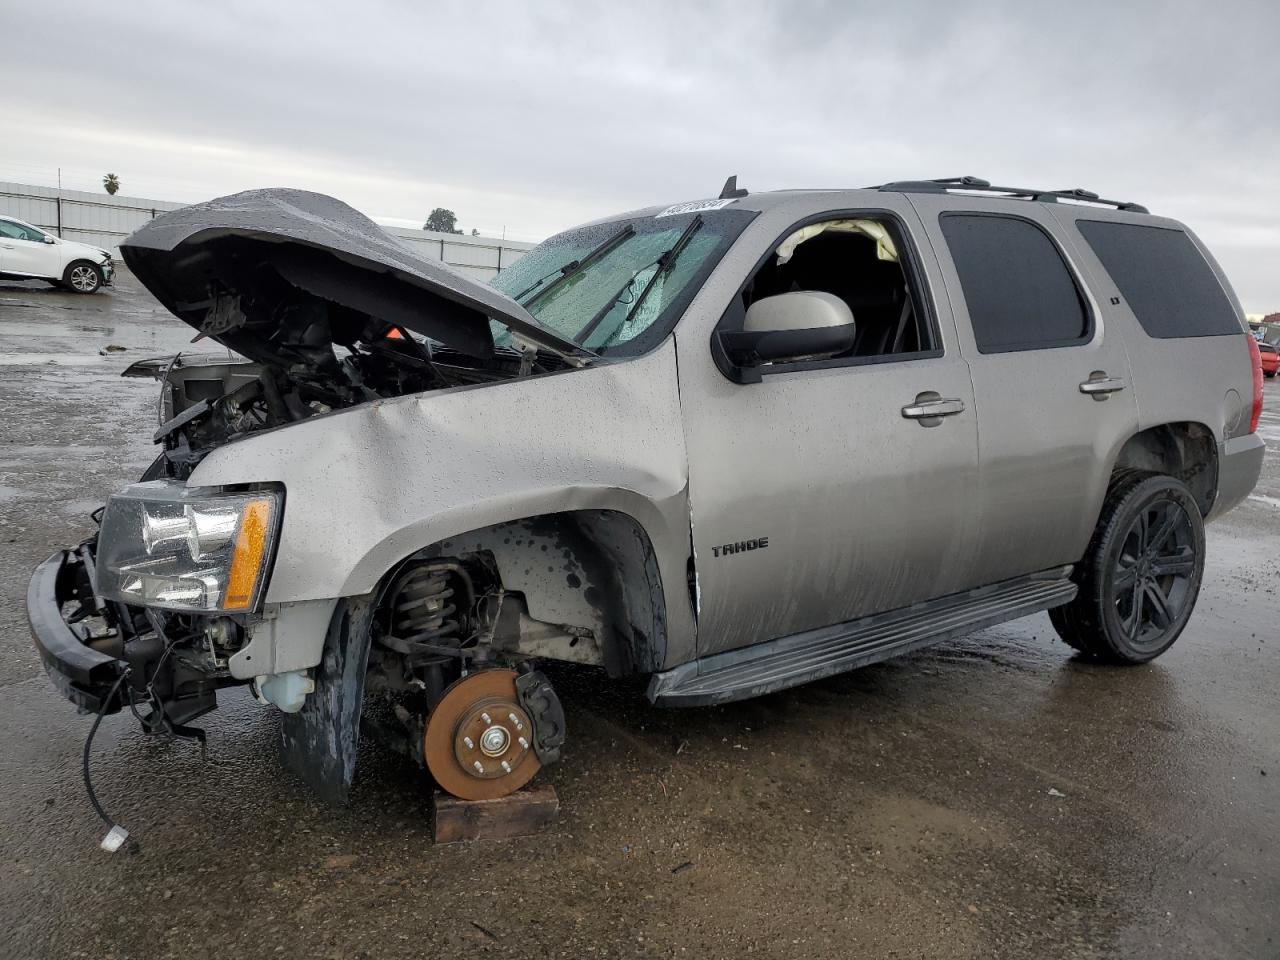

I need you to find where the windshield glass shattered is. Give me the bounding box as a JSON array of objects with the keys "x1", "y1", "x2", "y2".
[{"x1": 489, "y1": 206, "x2": 755, "y2": 356}]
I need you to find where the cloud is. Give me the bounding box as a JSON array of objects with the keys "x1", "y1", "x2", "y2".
[{"x1": 3, "y1": 0, "x2": 1277, "y2": 307}]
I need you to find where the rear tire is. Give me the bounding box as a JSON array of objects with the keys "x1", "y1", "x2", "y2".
[
  {"x1": 63, "y1": 261, "x2": 102, "y2": 294},
  {"x1": 1050, "y1": 473, "x2": 1204, "y2": 663}
]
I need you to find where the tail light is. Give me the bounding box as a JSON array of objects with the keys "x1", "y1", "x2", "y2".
[{"x1": 1247, "y1": 335, "x2": 1263, "y2": 434}]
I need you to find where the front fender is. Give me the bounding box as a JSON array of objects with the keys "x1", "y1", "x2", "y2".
[{"x1": 188, "y1": 338, "x2": 696, "y2": 665}]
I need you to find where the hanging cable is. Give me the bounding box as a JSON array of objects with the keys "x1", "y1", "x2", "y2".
[{"x1": 83, "y1": 669, "x2": 132, "y2": 853}]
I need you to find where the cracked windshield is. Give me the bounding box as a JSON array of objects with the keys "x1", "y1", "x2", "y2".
[{"x1": 490, "y1": 209, "x2": 752, "y2": 353}]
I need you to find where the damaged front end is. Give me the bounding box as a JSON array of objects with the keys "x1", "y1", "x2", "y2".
[
  {"x1": 28, "y1": 189, "x2": 590, "y2": 801},
  {"x1": 118, "y1": 188, "x2": 592, "y2": 479},
  {"x1": 29, "y1": 481, "x2": 284, "y2": 736}
]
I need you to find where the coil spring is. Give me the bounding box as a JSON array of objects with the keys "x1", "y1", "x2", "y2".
[{"x1": 389, "y1": 562, "x2": 474, "y2": 650}]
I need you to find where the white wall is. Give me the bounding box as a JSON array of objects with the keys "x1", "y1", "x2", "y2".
[
  {"x1": 0, "y1": 181, "x2": 183, "y2": 257},
  {"x1": 385, "y1": 225, "x2": 533, "y2": 281},
  {"x1": 0, "y1": 182, "x2": 535, "y2": 280}
]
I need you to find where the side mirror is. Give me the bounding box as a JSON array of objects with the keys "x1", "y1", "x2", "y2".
[
  {"x1": 718, "y1": 291, "x2": 856, "y2": 376},
  {"x1": 42, "y1": 236, "x2": 56, "y2": 244}
]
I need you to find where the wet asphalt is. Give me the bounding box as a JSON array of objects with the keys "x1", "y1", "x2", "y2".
[{"x1": 0, "y1": 273, "x2": 1277, "y2": 960}]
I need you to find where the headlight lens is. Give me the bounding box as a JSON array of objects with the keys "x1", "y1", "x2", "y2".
[{"x1": 95, "y1": 481, "x2": 281, "y2": 613}]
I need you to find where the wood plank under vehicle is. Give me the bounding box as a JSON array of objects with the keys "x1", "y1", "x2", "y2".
[{"x1": 432, "y1": 783, "x2": 560, "y2": 844}]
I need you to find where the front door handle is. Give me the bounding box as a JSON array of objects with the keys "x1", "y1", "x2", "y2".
[
  {"x1": 1079, "y1": 372, "x2": 1126, "y2": 399},
  {"x1": 901, "y1": 393, "x2": 966, "y2": 426}
]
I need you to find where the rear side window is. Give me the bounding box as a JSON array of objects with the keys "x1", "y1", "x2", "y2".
[
  {"x1": 1076, "y1": 220, "x2": 1240, "y2": 338},
  {"x1": 940, "y1": 214, "x2": 1090, "y2": 353}
]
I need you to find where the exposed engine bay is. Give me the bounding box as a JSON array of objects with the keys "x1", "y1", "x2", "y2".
[
  {"x1": 116, "y1": 188, "x2": 593, "y2": 478},
  {"x1": 125, "y1": 242, "x2": 569, "y2": 479},
  {"x1": 129, "y1": 334, "x2": 555, "y2": 480}
]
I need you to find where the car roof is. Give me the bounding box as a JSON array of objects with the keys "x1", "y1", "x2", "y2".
[{"x1": 579, "y1": 178, "x2": 1154, "y2": 234}]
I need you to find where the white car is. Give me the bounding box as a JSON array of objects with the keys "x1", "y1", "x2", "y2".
[{"x1": 0, "y1": 215, "x2": 114, "y2": 293}]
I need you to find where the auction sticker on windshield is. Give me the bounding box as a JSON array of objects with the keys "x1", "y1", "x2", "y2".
[{"x1": 655, "y1": 198, "x2": 738, "y2": 217}]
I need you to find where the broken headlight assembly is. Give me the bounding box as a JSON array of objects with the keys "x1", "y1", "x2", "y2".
[{"x1": 95, "y1": 481, "x2": 281, "y2": 613}]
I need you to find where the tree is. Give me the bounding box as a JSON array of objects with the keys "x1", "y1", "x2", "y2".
[
  {"x1": 103, "y1": 173, "x2": 120, "y2": 196},
  {"x1": 471, "y1": 228, "x2": 479, "y2": 236},
  {"x1": 423, "y1": 207, "x2": 461, "y2": 234}
]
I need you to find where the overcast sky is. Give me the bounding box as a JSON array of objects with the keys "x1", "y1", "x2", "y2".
[{"x1": 4, "y1": 0, "x2": 1277, "y2": 311}]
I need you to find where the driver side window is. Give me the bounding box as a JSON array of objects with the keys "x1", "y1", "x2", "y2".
[
  {"x1": 0, "y1": 220, "x2": 45, "y2": 242},
  {"x1": 739, "y1": 216, "x2": 936, "y2": 362}
]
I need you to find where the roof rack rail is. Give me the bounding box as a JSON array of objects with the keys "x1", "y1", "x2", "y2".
[{"x1": 873, "y1": 176, "x2": 1149, "y2": 214}]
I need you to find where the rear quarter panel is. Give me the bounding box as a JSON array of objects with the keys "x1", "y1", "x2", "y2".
[{"x1": 1047, "y1": 207, "x2": 1254, "y2": 499}]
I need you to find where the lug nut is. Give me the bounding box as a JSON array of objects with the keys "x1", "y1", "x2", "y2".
[
  {"x1": 518, "y1": 736, "x2": 529, "y2": 750},
  {"x1": 501, "y1": 760, "x2": 512, "y2": 773},
  {"x1": 473, "y1": 761, "x2": 485, "y2": 774},
  {"x1": 508, "y1": 712, "x2": 523, "y2": 730},
  {"x1": 463, "y1": 736, "x2": 475, "y2": 750},
  {"x1": 481, "y1": 712, "x2": 492, "y2": 725}
]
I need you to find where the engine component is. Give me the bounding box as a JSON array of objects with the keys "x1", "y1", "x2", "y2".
[{"x1": 423, "y1": 669, "x2": 543, "y2": 800}]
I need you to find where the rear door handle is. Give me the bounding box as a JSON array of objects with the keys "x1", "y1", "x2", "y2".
[
  {"x1": 1079, "y1": 374, "x2": 1126, "y2": 398},
  {"x1": 901, "y1": 394, "x2": 966, "y2": 425}
]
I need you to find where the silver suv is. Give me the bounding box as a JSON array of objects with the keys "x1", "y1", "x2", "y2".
[{"x1": 28, "y1": 177, "x2": 1264, "y2": 806}]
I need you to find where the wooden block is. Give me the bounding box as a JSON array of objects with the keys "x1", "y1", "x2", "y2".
[{"x1": 432, "y1": 782, "x2": 559, "y2": 844}]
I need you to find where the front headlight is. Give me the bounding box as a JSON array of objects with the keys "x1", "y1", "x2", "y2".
[{"x1": 95, "y1": 481, "x2": 282, "y2": 613}]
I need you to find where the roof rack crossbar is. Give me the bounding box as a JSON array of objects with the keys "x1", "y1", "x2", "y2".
[{"x1": 873, "y1": 177, "x2": 1148, "y2": 214}]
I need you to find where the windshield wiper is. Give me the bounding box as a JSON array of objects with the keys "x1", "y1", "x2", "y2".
[
  {"x1": 515, "y1": 224, "x2": 635, "y2": 308},
  {"x1": 576, "y1": 214, "x2": 703, "y2": 346}
]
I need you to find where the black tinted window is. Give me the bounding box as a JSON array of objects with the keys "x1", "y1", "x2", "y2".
[
  {"x1": 1076, "y1": 221, "x2": 1240, "y2": 338},
  {"x1": 941, "y1": 214, "x2": 1089, "y2": 353}
]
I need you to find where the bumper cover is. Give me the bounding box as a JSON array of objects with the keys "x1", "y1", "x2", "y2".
[
  {"x1": 1209, "y1": 433, "x2": 1265, "y2": 520},
  {"x1": 27, "y1": 549, "x2": 124, "y2": 713}
]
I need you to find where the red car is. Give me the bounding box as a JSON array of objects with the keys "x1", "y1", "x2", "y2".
[{"x1": 1259, "y1": 340, "x2": 1279, "y2": 378}]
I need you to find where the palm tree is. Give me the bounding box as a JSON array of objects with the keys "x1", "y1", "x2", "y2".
[{"x1": 103, "y1": 174, "x2": 120, "y2": 196}]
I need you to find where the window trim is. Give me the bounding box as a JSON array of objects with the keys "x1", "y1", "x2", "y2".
[
  {"x1": 938, "y1": 210, "x2": 1096, "y2": 355},
  {"x1": 711, "y1": 208, "x2": 942, "y2": 383}
]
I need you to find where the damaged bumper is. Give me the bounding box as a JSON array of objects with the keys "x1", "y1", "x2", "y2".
[{"x1": 27, "y1": 546, "x2": 124, "y2": 714}]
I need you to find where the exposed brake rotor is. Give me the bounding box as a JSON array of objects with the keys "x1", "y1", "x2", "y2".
[{"x1": 423, "y1": 669, "x2": 541, "y2": 800}]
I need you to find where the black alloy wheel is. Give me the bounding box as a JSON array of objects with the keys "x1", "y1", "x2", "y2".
[{"x1": 1050, "y1": 473, "x2": 1205, "y2": 663}]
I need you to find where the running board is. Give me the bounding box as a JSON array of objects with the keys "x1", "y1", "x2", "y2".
[{"x1": 647, "y1": 567, "x2": 1076, "y2": 707}]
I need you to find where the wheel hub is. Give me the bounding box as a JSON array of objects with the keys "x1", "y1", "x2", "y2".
[
  {"x1": 479, "y1": 724, "x2": 510, "y2": 757},
  {"x1": 423, "y1": 669, "x2": 542, "y2": 800}
]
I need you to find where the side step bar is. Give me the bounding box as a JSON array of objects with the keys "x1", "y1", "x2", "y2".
[{"x1": 647, "y1": 567, "x2": 1077, "y2": 707}]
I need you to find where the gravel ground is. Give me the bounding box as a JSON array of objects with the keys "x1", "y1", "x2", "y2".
[{"x1": 1, "y1": 273, "x2": 1277, "y2": 959}]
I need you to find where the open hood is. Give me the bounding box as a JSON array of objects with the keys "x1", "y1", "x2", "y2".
[{"x1": 120, "y1": 188, "x2": 594, "y2": 365}]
